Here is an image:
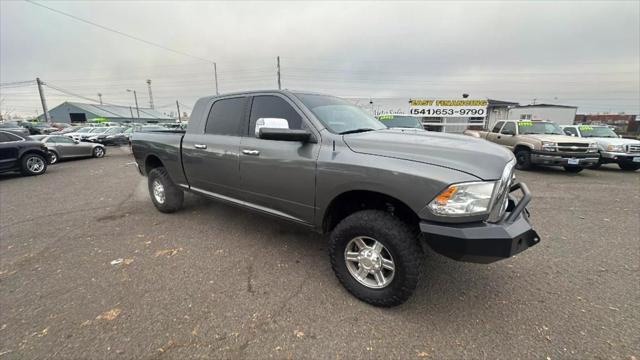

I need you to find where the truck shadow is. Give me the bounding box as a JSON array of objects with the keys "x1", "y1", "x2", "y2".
[{"x1": 181, "y1": 193, "x2": 523, "y2": 320}]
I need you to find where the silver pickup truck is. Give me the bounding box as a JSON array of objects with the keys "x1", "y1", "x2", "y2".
[
  {"x1": 131, "y1": 90, "x2": 540, "y2": 307},
  {"x1": 562, "y1": 125, "x2": 640, "y2": 171}
]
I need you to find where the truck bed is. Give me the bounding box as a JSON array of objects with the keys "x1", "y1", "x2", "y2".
[{"x1": 131, "y1": 130, "x2": 187, "y2": 185}]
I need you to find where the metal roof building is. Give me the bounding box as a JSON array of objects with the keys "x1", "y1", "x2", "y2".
[{"x1": 41, "y1": 101, "x2": 175, "y2": 123}]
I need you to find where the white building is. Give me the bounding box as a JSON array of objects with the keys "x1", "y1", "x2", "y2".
[{"x1": 508, "y1": 104, "x2": 578, "y2": 126}]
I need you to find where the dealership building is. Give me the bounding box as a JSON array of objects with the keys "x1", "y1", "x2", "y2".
[{"x1": 40, "y1": 101, "x2": 175, "y2": 124}]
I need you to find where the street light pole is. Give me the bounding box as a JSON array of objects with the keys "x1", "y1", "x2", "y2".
[{"x1": 127, "y1": 89, "x2": 140, "y2": 118}]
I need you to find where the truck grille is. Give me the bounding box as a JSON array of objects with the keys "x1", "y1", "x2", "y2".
[
  {"x1": 557, "y1": 143, "x2": 589, "y2": 153},
  {"x1": 626, "y1": 144, "x2": 640, "y2": 154}
]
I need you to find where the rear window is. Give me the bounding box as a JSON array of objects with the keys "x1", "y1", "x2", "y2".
[
  {"x1": 0, "y1": 132, "x2": 22, "y2": 142},
  {"x1": 205, "y1": 97, "x2": 247, "y2": 136}
]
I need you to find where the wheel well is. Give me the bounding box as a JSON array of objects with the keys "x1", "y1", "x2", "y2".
[
  {"x1": 144, "y1": 155, "x2": 163, "y2": 175},
  {"x1": 21, "y1": 150, "x2": 46, "y2": 160},
  {"x1": 322, "y1": 190, "x2": 419, "y2": 233},
  {"x1": 514, "y1": 145, "x2": 531, "y2": 154}
]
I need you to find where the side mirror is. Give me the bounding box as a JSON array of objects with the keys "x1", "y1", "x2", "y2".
[
  {"x1": 258, "y1": 128, "x2": 312, "y2": 142},
  {"x1": 255, "y1": 118, "x2": 289, "y2": 137}
]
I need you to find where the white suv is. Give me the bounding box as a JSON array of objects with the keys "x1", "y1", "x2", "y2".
[{"x1": 562, "y1": 125, "x2": 640, "y2": 171}]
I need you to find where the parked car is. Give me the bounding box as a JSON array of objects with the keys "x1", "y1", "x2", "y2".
[
  {"x1": 0, "y1": 122, "x2": 30, "y2": 137},
  {"x1": 20, "y1": 122, "x2": 58, "y2": 135},
  {"x1": 464, "y1": 120, "x2": 599, "y2": 173},
  {"x1": 65, "y1": 127, "x2": 96, "y2": 141},
  {"x1": 562, "y1": 125, "x2": 640, "y2": 171},
  {"x1": 50, "y1": 126, "x2": 83, "y2": 135},
  {"x1": 30, "y1": 135, "x2": 105, "y2": 164},
  {"x1": 132, "y1": 90, "x2": 540, "y2": 307},
  {"x1": 0, "y1": 130, "x2": 51, "y2": 176},
  {"x1": 376, "y1": 114, "x2": 424, "y2": 129},
  {"x1": 86, "y1": 127, "x2": 129, "y2": 145}
]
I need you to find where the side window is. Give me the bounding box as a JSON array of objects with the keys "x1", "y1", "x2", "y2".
[
  {"x1": 249, "y1": 96, "x2": 303, "y2": 137},
  {"x1": 563, "y1": 127, "x2": 578, "y2": 136},
  {"x1": 501, "y1": 122, "x2": 516, "y2": 135},
  {"x1": 491, "y1": 121, "x2": 504, "y2": 133},
  {"x1": 55, "y1": 136, "x2": 75, "y2": 144},
  {"x1": 0, "y1": 132, "x2": 21, "y2": 142},
  {"x1": 205, "y1": 97, "x2": 247, "y2": 136}
]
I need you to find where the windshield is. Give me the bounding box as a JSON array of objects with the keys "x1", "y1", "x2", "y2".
[
  {"x1": 518, "y1": 121, "x2": 564, "y2": 135},
  {"x1": 579, "y1": 126, "x2": 617, "y2": 138},
  {"x1": 295, "y1": 94, "x2": 386, "y2": 134},
  {"x1": 90, "y1": 127, "x2": 109, "y2": 134},
  {"x1": 377, "y1": 115, "x2": 422, "y2": 129}
]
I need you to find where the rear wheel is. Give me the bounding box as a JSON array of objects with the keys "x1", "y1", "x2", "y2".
[
  {"x1": 148, "y1": 167, "x2": 184, "y2": 213},
  {"x1": 563, "y1": 166, "x2": 584, "y2": 173},
  {"x1": 618, "y1": 163, "x2": 640, "y2": 171},
  {"x1": 20, "y1": 153, "x2": 47, "y2": 176},
  {"x1": 515, "y1": 149, "x2": 532, "y2": 170},
  {"x1": 329, "y1": 210, "x2": 422, "y2": 307}
]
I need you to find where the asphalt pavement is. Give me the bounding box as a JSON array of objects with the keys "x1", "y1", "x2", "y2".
[{"x1": 1, "y1": 148, "x2": 638, "y2": 359}]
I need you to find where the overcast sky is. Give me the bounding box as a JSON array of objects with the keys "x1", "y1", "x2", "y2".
[{"x1": 1, "y1": 0, "x2": 638, "y2": 117}]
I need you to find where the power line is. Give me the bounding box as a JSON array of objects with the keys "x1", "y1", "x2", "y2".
[
  {"x1": 43, "y1": 82, "x2": 123, "y2": 106},
  {"x1": 25, "y1": 0, "x2": 214, "y2": 64}
]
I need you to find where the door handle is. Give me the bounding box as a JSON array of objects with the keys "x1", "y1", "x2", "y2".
[
  {"x1": 242, "y1": 149, "x2": 260, "y2": 156},
  {"x1": 194, "y1": 144, "x2": 207, "y2": 149},
  {"x1": 497, "y1": 136, "x2": 501, "y2": 139}
]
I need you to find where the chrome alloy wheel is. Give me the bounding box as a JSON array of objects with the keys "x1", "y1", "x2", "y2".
[
  {"x1": 94, "y1": 147, "x2": 105, "y2": 158},
  {"x1": 48, "y1": 151, "x2": 58, "y2": 164},
  {"x1": 152, "y1": 179, "x2": 166, "y2": 204},
  {"x1": 27, "y1": 156, "x2": 45, "y2": 173},
  {"x1": 344, "y1": 236, "x2": 395, "y2": 289}
]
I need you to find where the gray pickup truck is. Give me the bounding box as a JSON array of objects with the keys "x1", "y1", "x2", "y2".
[{"x1": 132, "y1": 90, "x2": 540, "y2": 307}]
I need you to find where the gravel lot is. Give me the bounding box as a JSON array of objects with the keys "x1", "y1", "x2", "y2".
[{"x1": 1, "y1": 148, "x2": 638, "y2": 359}]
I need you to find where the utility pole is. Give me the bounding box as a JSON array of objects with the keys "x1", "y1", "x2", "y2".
[
  {"x1": 36, "y1": 77, "x2": 50, "y2": 123},
  {"x1": 277, "y1": 56, "x2": 281, "y2": 90},
  {"x1": 98, "y1": 93, "x2": 103, "y2": 105},
  {"x1": 176, "y1": 100, "x2": 181, "y2": 123},
  {"x1": 213, "y1": 63, "x2": 219, "y2": 95},
  {"x1": 127, "y1": 89, "x2": 140, "y2": 118},
  {"x1": 146, "y1": 79, "x2": 154, "y2": 109},
  {"x1": 129, "y1": 106, "x2": 134, "y2": 120}
]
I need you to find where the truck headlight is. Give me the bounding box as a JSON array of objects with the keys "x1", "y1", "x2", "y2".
[
  {"x1": 607, "y1": 144, "x2": 624, "y2": 152},
  {"x1": 428, "y1": 181, "x2": 496, "y2": 216},
  {"x1": 542, "y1": 141, "x2": 556, "y2": 152},
  {"x1": 587, "y1": 143, "x2": 598, "y2": 152}
]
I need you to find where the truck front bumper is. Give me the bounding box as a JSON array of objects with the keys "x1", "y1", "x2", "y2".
[
  {"x1": 530, "y1": 152, "x2": 599, "y2": 167},
  {"x1": 600, "y1": 151, "x2": 640, "y2": 164},
  {"x1": 420, "y1": 183, "x2": 541, "y2": 264}
]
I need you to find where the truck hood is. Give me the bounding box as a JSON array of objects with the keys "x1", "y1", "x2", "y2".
[
  {"x1": 343, "y1": 129, "x2": 514, "y2": 180},
  {"x1": 523, "y1": 134, "x2": 593, "y2": 143},
  {"x1": 584, "y1": 137, "x2": 640, "y2": 146}
]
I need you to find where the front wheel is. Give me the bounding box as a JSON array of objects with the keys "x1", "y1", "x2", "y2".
[
  {"x1": 48, "y1": 151, "x2": 58, "y2": 164},
  {"x1": 618, "y1": 163, "x2": 640, "y2": 171},
  {"x1": 515, "y1": 149, "x2": 532, "y2": 170},
  {"x1": 563, "y1": 166, "x2": 584, "y2": 173},
  {"x1": 148, "y1": 167, "x2": 184, "y2": 213},
  {"x1": 329, "y1": 210, "x2": 423, "y2": 307},
  {"x1": 93, "y1": 146, "x2": 105, "y2": 158}
]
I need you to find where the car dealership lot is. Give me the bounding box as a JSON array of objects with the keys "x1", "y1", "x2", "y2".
[{"x1": 0, "y1": 150, "x2": 638, "y2": 359}]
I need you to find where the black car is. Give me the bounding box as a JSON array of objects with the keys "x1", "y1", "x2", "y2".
[
  {"x1": 0, "y1": 122, "x2": 30, "y2": 137},
  {"x1": 0, "y1": 131, "x2": 52, "y2": 176},
  {"x1": 86, "y1": 127, "x2": 130, "y2": 145}
]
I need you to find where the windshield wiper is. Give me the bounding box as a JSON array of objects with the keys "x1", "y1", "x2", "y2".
[{"x1": 339, "y1": 128, "x2": 376, "y2": 135}]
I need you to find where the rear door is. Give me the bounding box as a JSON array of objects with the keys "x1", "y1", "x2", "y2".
[
  {"x1": 238, "y1": 94, "x2": 320, "y2": 224},
  {"x1": 182, "y1": 96, "x2": 248, "y2": 199},
  {"x1": 0, "y1": 132, "x2": 22, "y2": 171},
  {"x1": 485, "y1": 121, "x2": 505, "y2": 143}
]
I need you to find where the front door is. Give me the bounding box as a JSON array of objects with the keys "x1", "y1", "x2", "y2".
[
  {"x1": 238, "y1": 95, "x2": 320, "y2": 224},
  {"x1": 498, "y1": 122, "x2": 518, "y2": 150},
  {"x1": 51, "y1": 136, "x2": 86, "y2": 156},
  {"x1": 182, "y1": 96, "x2": 248, "y2": 199}
]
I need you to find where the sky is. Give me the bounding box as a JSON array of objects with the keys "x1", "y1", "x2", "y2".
[{"x1": 1, "y1": 0, "x2": 639, "y2": 118}]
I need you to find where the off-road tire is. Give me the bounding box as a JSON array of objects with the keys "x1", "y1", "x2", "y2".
[
  {"x1": 20, "y1": 153, "x2": 47, "y2": 176},
  {"x1": 329, "y1": 210, "x2": 423, "y2": 307},
  {"x1": 618, "y1": 163, "x2": 640, "y2": 171},
  {"x1": 515, "y1": 149, "x2": 533, "y2": 170},
  {"x1": 563, "y1": 166, "x2": 584, "y2": 173},
  {"x1": 148, "y1": 167, "x2": 184, "y2": 213}
]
